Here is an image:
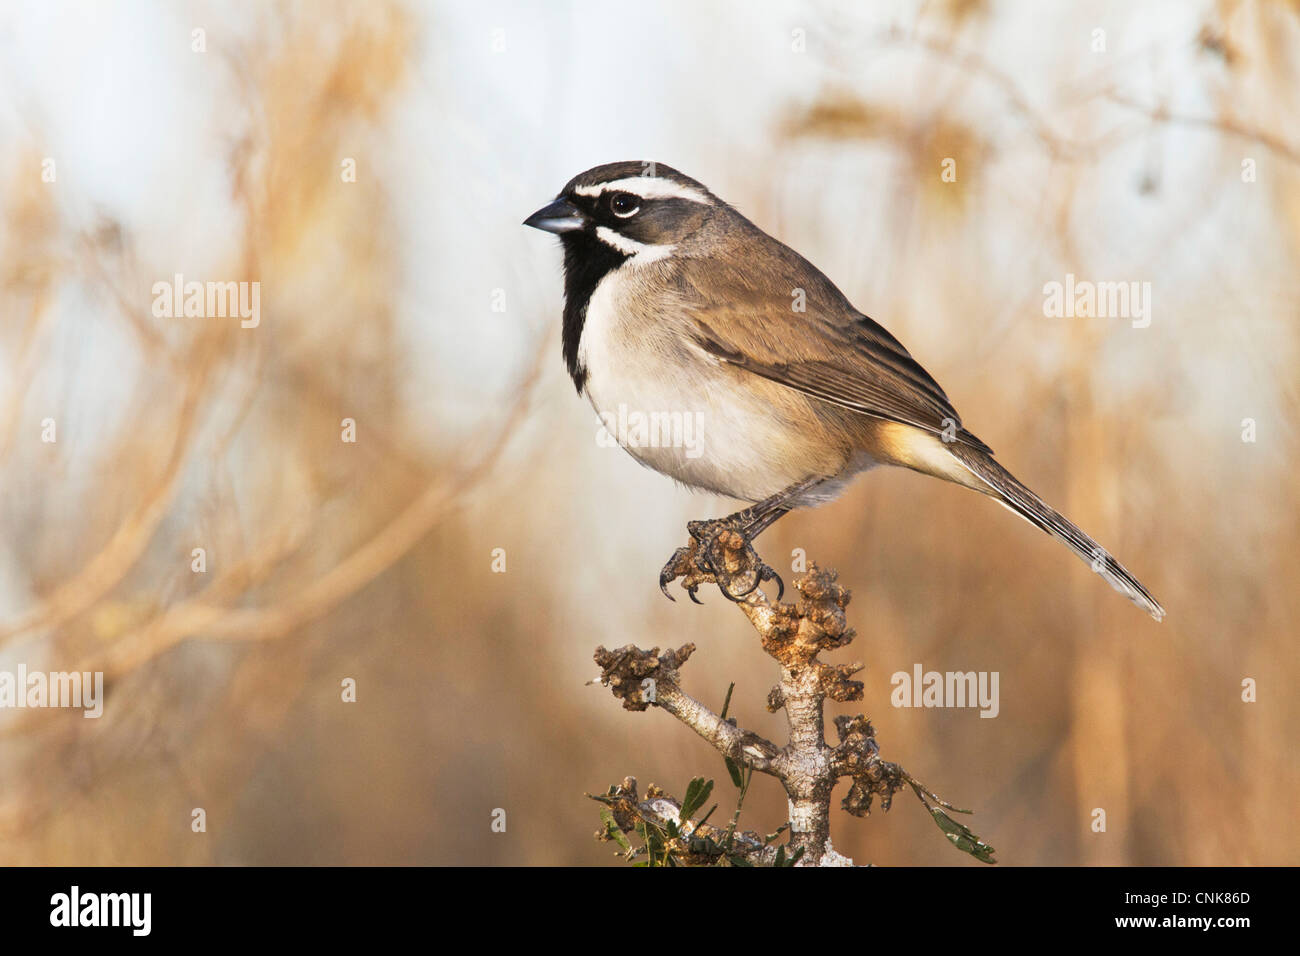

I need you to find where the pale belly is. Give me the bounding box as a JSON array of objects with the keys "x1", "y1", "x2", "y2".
[{"x1": 577, "y1": 269, "x2": 870, "y2": 504}]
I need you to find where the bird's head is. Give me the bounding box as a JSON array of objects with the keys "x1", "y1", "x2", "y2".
[{"x1": 523, "y1": 161, "x2": 718, "y2": 260}]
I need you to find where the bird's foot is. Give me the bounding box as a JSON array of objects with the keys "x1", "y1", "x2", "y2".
[
  {"x1": 659, "y1": 545, "x2": 705, "y2": 604},
  {"x1": 658, "y1": 518, "x2": 784, "y2": 604}
]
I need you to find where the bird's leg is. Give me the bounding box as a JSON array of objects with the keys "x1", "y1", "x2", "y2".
[{"x1": 659, "y1": 477, "x2": 824, "y2": 603}]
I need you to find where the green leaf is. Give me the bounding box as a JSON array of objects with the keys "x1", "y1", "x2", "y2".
[
  {"x1": 724, "y1": 755, "x2": 745, "y2": 789},
  {"x1": 772, "y1": 843, "x2": 805, "y2": 867},
  {"x1": 930, "y1": 807, "x2": 997, "y2": 863},
  {"x1": 764, "y1": 824, "x2": 789, "y2": 846},
  {"x1": 679, "y1": 777, "x2": 714, "y2": 822},
  {"x1": 599, "y1": 809, "x2": 631, "y2": 852},
  {"x1": 641, "y1": 820, "x2": 669, "y2": 866},
  {"x1": 907, "y1": 780, "x2": 997, "y2": 864},
  {"x1": 720, "y1": 682, "x2": 736, "y2": 720}
]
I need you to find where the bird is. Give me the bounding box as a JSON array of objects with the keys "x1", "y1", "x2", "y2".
[{"x1": 523, "y1": 161, "x2": 1165, "y2": 621}]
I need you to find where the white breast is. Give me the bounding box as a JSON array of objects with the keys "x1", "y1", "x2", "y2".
[{"x1": 576, "y1": 262, "x2": 859, "y2": 503}]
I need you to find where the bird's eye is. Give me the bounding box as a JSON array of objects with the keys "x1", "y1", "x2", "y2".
[{"x1": 609, "y1": 191, "x2": 640, "y2": 217}]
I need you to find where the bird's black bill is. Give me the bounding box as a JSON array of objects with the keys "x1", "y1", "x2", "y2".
[{"x1": 523, "y1": 197, "x2": 585, "y2": 234}]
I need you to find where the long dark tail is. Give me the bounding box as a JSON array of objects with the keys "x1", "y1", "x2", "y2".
[{"x1": 947, "y1": 444, "x2": 1166, "y2": 621}]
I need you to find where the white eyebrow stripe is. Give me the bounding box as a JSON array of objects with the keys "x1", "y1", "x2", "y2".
[
  {"x1": 595, "y1": 226, "x2": 675, "y2": 262},
  {"x1": 573, "y1": 177, "x2": 712, "y2": 205}
]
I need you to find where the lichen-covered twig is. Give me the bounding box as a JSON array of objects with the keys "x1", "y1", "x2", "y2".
[
  {"x1": 589, "y1": 777, "x2": 777, "y2": 866},
  {"x1": 594, "y1": 528, "x2": 996, "y2": 866}
]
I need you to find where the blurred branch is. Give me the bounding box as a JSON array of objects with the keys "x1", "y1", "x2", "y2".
[
  {"x1": 874, "y1": 28, "x2": 1300, "y2": 166},
  {"x1": 93, "y1": 336, "x2": 550, "y2": 675},
  {"x1": 883, "y1": 28, "x2": 1113, "y2": 160},
  {"x1": 1105, "y1": 91, "x2": 1300, "y2": 166},
  {"x1": 0, "y1": 348, "x2": 219, "y2": 644}
]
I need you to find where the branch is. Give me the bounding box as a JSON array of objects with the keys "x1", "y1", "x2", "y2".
[
  {"x1": 589, "y1": 777, "x2": 777, "y2": 866},
  {"x1": 594, "y1": 528, "x2": 996, "y2": 866},
  {"x1": 593, "y1": 643, "x2": 779, "y2": 773}
]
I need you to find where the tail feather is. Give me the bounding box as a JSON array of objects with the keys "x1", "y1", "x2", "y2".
[{"x1": 947, "y1": 445, "x2": 1166, "y2": 622}]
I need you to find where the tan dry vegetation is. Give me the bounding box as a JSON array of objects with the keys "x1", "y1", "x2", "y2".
[{"x1": 0, "y1": 0, "x2": 1296, "y2": 864}]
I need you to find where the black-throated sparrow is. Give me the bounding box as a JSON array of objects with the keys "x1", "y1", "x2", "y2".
[{"x1": 524, "y1": 161, "x2": 1165, "y2": 621}]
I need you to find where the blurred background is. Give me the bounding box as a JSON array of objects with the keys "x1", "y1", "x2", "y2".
[{"x1": 0, "y1": 0, "x2": 1296, "y2": 865}]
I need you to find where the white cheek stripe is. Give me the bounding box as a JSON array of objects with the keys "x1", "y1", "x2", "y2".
[
  {"x1": 595, "y1": 226, "x2": 675, "y2": 262},
  {"x1": 573, "y1": 177, "x2": 712, "y2": 205}
]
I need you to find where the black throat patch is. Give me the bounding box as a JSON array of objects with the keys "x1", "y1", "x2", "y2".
[{"x1": 561, "y1": 233, "x2": 629, "y2": 392}]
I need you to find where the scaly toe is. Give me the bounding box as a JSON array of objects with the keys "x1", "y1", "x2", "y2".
[{"x1": 658, "y1": 546, "x2": 695, "y2": 601}]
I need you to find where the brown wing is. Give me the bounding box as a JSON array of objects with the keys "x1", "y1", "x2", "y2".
[{"x1": 679, "y1": 244, "x2": 992, "y2": 455}]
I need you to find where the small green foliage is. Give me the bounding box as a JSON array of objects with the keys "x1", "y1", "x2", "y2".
[
  {"x1": 763, "y1": 824, "x2": 789, "y2": 846},
  {"x1": 720, "y1": 684, "x2": 747, "y2": 787},
  {"x1": 723, "y1": 755, "x2": 745, "y2": 789},
  {"x1": 599, "y1": 809, "x2": 631, "y2": 853},
  {"x1": 679, "y1": 777, "x2": 714, "y2": 821},
  {"x1": 773, "y1": 845, "x2": 805, "y2": 867},
  {"x1": 905, "y1": 777, "x2": 997, "y2": 864},
  {"x1": 593, "y1": 683, "x2": 999, "y2": 866},
  {"x1": 590, "y1": 683, "x2": 800, "y2": 866}
]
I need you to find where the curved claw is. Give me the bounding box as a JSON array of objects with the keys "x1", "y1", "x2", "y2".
[
  {"x1": 659, "y1": 561, "x2": 679, "y2": 601},
  {"x1": 660, "y1": 546, "x2": 697, "y2": 602},
  {"x1": 661, "y1": 517, "x2": 786, "y2": 605},
  {"x1": 757, "y1": 564, "x2": 785, "y2": 602}
]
